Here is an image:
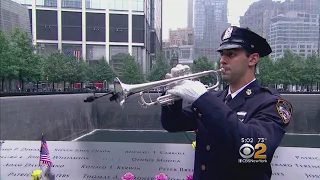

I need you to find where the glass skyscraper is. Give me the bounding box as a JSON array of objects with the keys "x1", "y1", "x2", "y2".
[{"x1": 193, "y1": 0, "x2": 229, "y2": 61}]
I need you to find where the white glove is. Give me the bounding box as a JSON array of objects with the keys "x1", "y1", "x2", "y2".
[{"x1": 167, "y1": 80, "x2": 208, "y2": 103}]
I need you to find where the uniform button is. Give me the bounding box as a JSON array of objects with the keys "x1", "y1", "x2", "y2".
[
  {"x1": 198, "y1": 113, "x2": 202, "y2": 117},
  {"x1": 201, "y1": 165, "x2": 206, "y2": 170},
  {"x1": 193, "y1": 108, "x2": 197, "y2": 112},
  {"x1": 206, "y1": 145, "x2": 210, "y2": 151}
]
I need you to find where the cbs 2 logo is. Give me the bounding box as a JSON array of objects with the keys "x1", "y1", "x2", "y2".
[{"x1": 239, "y1": 143, "x2": 267, "y2": 159}]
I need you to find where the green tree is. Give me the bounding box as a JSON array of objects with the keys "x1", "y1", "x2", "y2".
[
  {"x1": 88, "y1": 58, "x2": 115, "y2": 83},
  {"x1": 118, "y1": 55, "x2": 145, "y2": 84},
  {"x1": 148, "y1": 53, "x2": 171, "y2": 81},
  {"x1": 257, "y1": 56, "x2": 275, "y2": 86},
  {"x1": 302, "y1": 54, "x2": 320, "y2": 91},
  {"x1": 191, "y1": 56, "x2": 217, "y2": 85},
  {"x1": 8, "y1": 28, "x2": 41, "y2": 91},
  {"x1": 0, "y1": 30, "x2": 19, "y2": 91},
  {"x1": 273, "y1": 50, "x2": 301, "y2": 89},
  {"x1": 43, "y1": 52, "x2": 66, "y2": 83}
]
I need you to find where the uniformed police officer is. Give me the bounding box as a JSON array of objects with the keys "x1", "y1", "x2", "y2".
[{"x1": 160, "y1": 26, "x2": 293, "y2": 180}]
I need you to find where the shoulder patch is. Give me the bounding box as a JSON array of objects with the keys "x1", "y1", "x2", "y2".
[{"x1": 276, "y1": 99, "x2": 293, "y2": 124}]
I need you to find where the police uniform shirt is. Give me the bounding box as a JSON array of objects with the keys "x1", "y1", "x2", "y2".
[{"x1": 226, "y1": 78, "x2": 256, "y2": 101}]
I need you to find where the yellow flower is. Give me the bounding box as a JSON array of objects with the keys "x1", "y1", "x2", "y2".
[{"x1": 192, "y1": 141, "x2": 196, "y2": 150}]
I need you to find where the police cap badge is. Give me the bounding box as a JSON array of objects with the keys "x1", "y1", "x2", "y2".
[{"x1": 276, "y1": 99, "x2": 293, "y2": 124}]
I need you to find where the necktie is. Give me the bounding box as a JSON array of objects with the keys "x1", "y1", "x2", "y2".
[{"x1": 224, "y1": 94, "x2": 232, "y2": 104}]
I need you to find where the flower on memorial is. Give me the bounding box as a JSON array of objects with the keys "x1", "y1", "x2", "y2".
[
  {"x1": 31, "y1": 170, "x2": 42, "y2": 180},
  {"x1": 187, "y1": 172, "x2": 193, "y2": 180},
  {"x1": 155, "y1": 173, "x2": 168, "y2": 180},
  {"x1": 121, "y1": 172, "x2": 135, "y2": 180}
]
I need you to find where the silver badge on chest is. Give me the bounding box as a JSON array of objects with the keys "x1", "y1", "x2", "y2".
[{"x1": 237, "y1": 111, "x2": 247, "y2": 122}]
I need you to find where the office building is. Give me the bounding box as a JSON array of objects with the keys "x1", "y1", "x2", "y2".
[
  {"x1": 169, "y1": 28, "x2": 194, "y2": 46},
  {"x1": 188, "y1": 0, "x2": 193, "y2": 28},
  {"x1": 17, "y1": 0, "x2": 162, "y2": 74},
  {"x1": 240, "y1": 0, "x2": 320, "y2": 43},
  {"x1": 193, "y1": 0, "x2": 229, "y2": 61},
  {"x1": 0, "y1": 0, "x2": 31, "y2": 34},
  {"x1": 240, "y1": 0, "x2": 281, "y2": 39},
  {"x1": 163, "y1": 45, "x2": 193, "y2": 66},
  {"x1": 269, "y1": 12, "x2": 319, "y2": 60},
  {"x1": 279, "y1": 0, "x2": 320, "y2": 15}
]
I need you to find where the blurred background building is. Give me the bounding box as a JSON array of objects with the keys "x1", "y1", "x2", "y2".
[
  {"x1": 193, "y1": 0, "x2": 230, "y2": 61},
  {"x1": 240, "y1": 0, "x2": 320, "y2": 60},
  {"x1": 9, "y1": 0, "x2": 163, "y2": 74},
  {"x1": 0, "y1": 0, "x2": 31, "y2": 35}
]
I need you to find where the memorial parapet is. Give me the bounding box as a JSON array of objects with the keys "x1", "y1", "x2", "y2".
[{"x1": 1, "y1": 140, "x2": 320, "y2": 180}]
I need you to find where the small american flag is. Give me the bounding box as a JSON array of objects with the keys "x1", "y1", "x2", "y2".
[
  {"x1": 64, "y1": 50, "x2": 81, "y2": 61},
  {"x1": 73, "y1": 50, "x2": 81, "y2": 61},
  {"x1": 40, "y1": 134, "x2": 53, "y2": 167}
]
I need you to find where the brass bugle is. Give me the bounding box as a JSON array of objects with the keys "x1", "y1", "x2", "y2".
[{"x1": 112, "y1": 65, "x2": 225, "y2": 108}]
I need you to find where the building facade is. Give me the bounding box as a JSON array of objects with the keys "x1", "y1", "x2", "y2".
[
  {"x1": 169, "y1": 28, "x2": 194, "y2": 46},
  {"x1": 163, "y1": 45, "x2": 194, "y2": 66},
  {"x1": 239, "y1": 0, "x2": 281, "y2": 39},
  {"x1": 15, "y1": 0, "x2": 162, "y2": 74},
  {"x1": 187, "y1": 0, "x2": 193, "y2": 28},
  {"x1": 193, "y1": 0, "x2": 229, "y2": 61},
  {"x1": 0, "y1": 0, "x2": 31, "y2": 34},
  {"x1": 269, "y1": 11, "x2": 319, "y2": 60}
]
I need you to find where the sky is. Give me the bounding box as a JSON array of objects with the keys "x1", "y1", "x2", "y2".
[{"x1": 162, "y1": 0, "x2": 283, "y2": 40}]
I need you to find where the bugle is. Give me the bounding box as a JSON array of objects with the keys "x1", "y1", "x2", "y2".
[{"x1": 111, "y1": 65, "x2": 224, "y2": 108}]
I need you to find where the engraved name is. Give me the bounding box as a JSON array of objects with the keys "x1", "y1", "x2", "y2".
[
  {"x1": 116, "y1": 166, "x2": 141, "y2": 170},
  {"x1": 3, "y1": 163, "x2": 64, "y2": 168},
  {"x1": 131, "y1": 158, "x2": 181, "y2": 163},
  {"x1": 305, "y1": 173, "x2": 320, "y2": 179},
  {"x1": 159, "y1": 167, "x2": 194, "y2": 172},
  {"x1": 7, "y1": 172, "x2": 69, "y2": 178},
  {"x1": 125, "y1": 150, "x2": 150, "y2": 154},
  {"x1": 295, "y1": 156, "x2": 319, "y2": 160},
  {"x1": 81, "y1": 165, "x2": 112, "y2": 169},
  {"x1": 159, "y1": 151, "x2": 185, "y2": 155},
  {"x1": 271, "y1": 163, "x2": 320, "y2": 169},
  {"x1": 83, "y1": 174, "x2": 111, "y2": 179}
]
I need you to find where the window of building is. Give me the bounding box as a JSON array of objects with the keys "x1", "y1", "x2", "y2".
[
  {"x1": 61, "y1": 0, "x2": 82, "y2": 8},
  {"x1": 132, "y1": 0, "x2": 144, "y2": 12},
  {"x1": 132, "y1": 46, "x2": 143, "y2": 69},
  {"x1": 37, "y1": 43, "x2": 58, "y2": 57},
  {"x1": 109, "y1": 0, "x2": 129, "y2": 11},
  {"x1": 86, "y1": 0, "x2": 109, "y2": 10},
  {"x1": 36, "y1": 0, "x2": 57, "y2": 7},
  {"x1": 14, "y1": 0, "x2": 33, "y2": 5},
  {"x1": 109, "y1": 46, "x2": 129, "y2": 60},
  {"x1": 62, "y1": 44, "x2": 82, "y2": 59},
  {"x1": 86, "y1": 45, "x2": 106, "y2": 60}
]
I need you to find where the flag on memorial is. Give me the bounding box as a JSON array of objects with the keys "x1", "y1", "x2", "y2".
[{"x1": 39, "y1": 134, "x2": 53, "y2": 167}]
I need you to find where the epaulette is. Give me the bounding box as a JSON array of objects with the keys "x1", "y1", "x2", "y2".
[{"x1": 260, "y1": 86, "x2": 280, "y2": 96}]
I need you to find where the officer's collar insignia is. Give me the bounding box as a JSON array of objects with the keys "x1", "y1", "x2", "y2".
[
  {"x1": 276, "y1": 99, "x2": 292, "y2": 124},
  {"x1": 246, "y1": 89, "x2": 252, "y2": 96},
  {"x1": 237, "y1": 111, "x2": 247, "y2": 122},
  {"x1": 222, "y1": 27, "x2": 233, "y2": 40}
]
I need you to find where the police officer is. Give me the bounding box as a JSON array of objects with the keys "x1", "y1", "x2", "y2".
[{"x1": 160, "y1": 26, "x2": 293, "y2": 180}]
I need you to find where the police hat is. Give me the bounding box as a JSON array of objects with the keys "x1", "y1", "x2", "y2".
[{"x1": 217, "y1": 26, "x2": 272, "y2": 57}]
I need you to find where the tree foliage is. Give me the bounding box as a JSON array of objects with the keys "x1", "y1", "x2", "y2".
[
  {"x1": 148, "y1": 53, "x2": 171, "y2": 81},
  {"x1": 191, "y1": 56, "x2": 217, "y2": 85},
  {"x1": 88, "y1": 58, "x2": 115, "y2": 82},
  {"x1": 1, "y1": 29, "x2": 319, "y2": 92},
  {"x1": 118, "y1": 55, "x2": 145, "y2": 84}
]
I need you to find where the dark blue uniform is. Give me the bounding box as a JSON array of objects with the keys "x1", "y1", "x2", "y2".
[{"x1": 161, "y1": 80, "x2": 292, "y2": 180}]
